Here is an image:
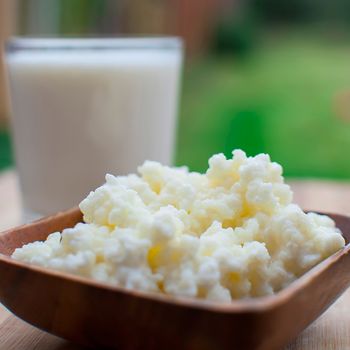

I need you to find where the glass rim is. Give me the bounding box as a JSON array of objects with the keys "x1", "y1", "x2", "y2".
[{"x1": 6, "y1": 36, "x2": 183, "y2": 52}]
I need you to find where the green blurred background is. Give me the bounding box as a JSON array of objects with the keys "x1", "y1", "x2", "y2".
[{"x1": 1, "y1": 0, "x2": 350, "y2": 178}]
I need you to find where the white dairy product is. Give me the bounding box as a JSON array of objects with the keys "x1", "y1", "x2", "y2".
[
  {"x1": 12, "y1": 150, "x2": 345, "y2": 302},
  {"x1": 6, "y1": 38, "x2": 182, "y2": 219}
]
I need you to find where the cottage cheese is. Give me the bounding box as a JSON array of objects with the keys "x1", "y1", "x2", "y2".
[{"x1": 12, "y1": 150, "x2": 345, "y2": 302}]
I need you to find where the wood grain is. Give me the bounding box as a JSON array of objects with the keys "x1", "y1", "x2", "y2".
[{"x1": 0, "y1": 171, "x2": 350, "y2": 350}]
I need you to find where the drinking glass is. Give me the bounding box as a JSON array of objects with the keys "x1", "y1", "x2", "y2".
[{"x1": 5, "y1": 37, "x2": 183, "y2": 221}]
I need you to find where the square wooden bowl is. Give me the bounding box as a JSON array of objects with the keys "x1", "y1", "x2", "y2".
[{"x1": 0, "y1": 208, "x2": 349, "y2": 350}]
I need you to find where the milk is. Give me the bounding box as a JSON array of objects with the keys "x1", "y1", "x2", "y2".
[{"x1": 6, "y1": 38, "x2": 182, "y2": 220}]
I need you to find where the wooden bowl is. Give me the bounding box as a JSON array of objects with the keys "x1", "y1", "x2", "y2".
[{"x1": 0, "y1": 208, "x2": 349, "y2": 350}]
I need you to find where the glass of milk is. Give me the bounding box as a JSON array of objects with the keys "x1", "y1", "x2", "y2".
[{"x1": 5, "y1": 37, "x2": 183, "y2": 222}]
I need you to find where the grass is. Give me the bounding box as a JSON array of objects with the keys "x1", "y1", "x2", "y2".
[{"x1": 176, "y1": 33, "x2": 350, "y2": 179}]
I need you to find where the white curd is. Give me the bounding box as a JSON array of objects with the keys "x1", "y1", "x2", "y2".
[{"x1": 12, "y1": 150, "x2": 345, "y2": 302}]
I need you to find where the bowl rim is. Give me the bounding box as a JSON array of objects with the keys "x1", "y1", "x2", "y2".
[{"x1": 1, "y1": 210, "x2": 349, "y2": 314}]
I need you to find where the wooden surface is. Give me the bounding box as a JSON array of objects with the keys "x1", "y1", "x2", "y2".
[{"x1": 0, "y1": 170, "x2": 349, "y2": 350}]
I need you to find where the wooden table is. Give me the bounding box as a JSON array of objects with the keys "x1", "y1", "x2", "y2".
[{"x1": 0, "y1": 170, "x2": 349, "y2": 350}]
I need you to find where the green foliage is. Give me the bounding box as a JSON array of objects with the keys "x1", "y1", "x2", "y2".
[
  {"x1": 212, "y1": 16, "x2": 257, "y2": 57},
  {"x1": 176, "y1": 34, "x2": 350, "y2": 179},
  {"x1": 60, "y1": 0, "x2": 106, "y2": 35},
  {"x1": 252, "y1": 0, "x2": 350, "y2": 23},
  {"x1": 224, "y1": 109, "x2": 266, "y2": 157},
  {"x1": 0, "y1": 128, "x2": 13, "y2": 171},
  {"x1": 252, "y1": 0, "x2": 310, "y2": 22}
]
